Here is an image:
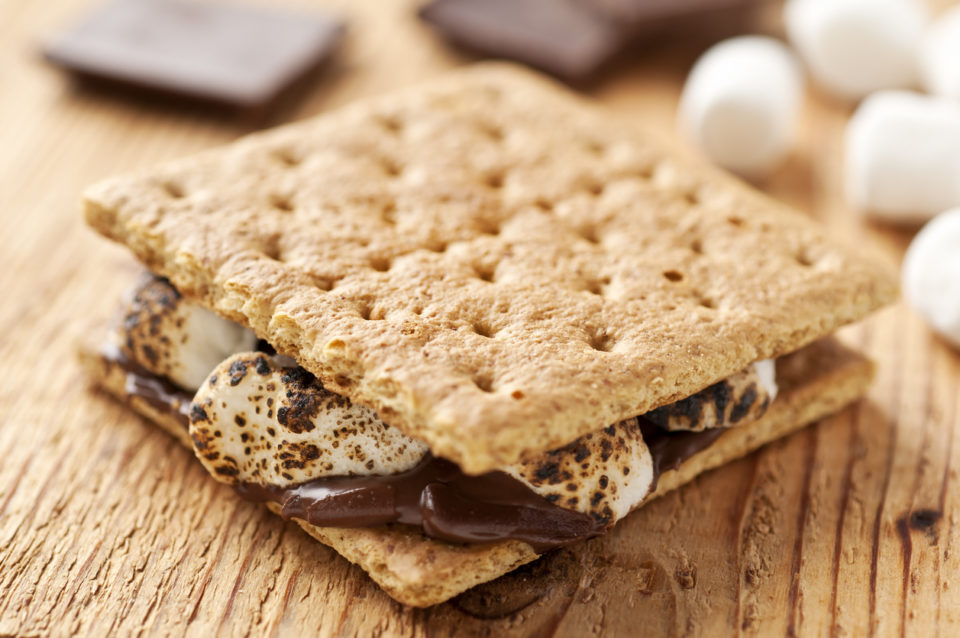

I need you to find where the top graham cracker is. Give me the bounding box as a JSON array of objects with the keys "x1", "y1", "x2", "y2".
[{"x1": 84, "y1": 63, "x2": 896, "y2": 474}]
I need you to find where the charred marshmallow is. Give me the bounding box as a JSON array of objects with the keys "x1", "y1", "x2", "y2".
[
  {"x1": 118, "y1": 276, "x2": 257, "y2": 391},
  {"x1": 644, "y1": 360, "x2": 778, "y2": 432},
  {"x1": 190, "y1": 351, "x2": 778, "y2": 527},
  {"x1": 503, "y1": 419, "x2": 654, "y2": 525},
  {"x1": 190, "y1": 352, "x2": 429, "y2": 484},
  {"x1": 191, "y1": 353, "x2": 658, "y2": 525}
]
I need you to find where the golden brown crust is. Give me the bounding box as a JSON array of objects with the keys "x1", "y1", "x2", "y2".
[
  {"x1": 82, "y1": 63, "x2": 896, "y2": 474},
  {"x1": 80, "y1": 336, "x2": 874, "y2": 606}
]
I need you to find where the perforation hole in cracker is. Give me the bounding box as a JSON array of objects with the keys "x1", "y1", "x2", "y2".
[
  {"x1": 269, "y1": 194, "x2": 294, "y2": 212},
  {"x1": 356, "y1": 301, "x2": 384, "y2": 321},
  {"x1": 533, "y1": 199, "x2": 553, "y2": 212},
  {"x1": 272, "y1": 148, "x2": 301, "y2": 167},
  {"x1": 380, "y1": 202, "x2": 398, "y2": 225},
  {"x1": 369, "y1": 257, "x2": 391, "y2": 273},
  {"x1": 584, "y1": 139, "x2": 607, "y2": 156},
  {"x1": 583, "y1": 275, "x2": 611, "y2": 296},
  {"x1": 161, "y1": 181, "x2": 185, "y2": 198},
  {"x1": 577, "y1": 225, "x2": 602, "y2": 245},
  {"x1": 795, "y1": 250, "x2": 815, "y2": 267},
  {"x1": 682, "y1": 188, "x2": 701, "y2": 206},
  {"x1": 376, "y1": 115, "x2": 404, "y2": 135},
  {"x1": 472, "y1": 373, "x2": 495, "y2": 393},
  {"x1": 379, "y1": 157, "x2": 403, "y2": 177},
  {"x1": 586, "y1": 326, "x2": 616, "y2": 353},
  {"x1": 586, "y1": 181, "x2": 605, "y2": 196},
  {"x1": 484, "y1": 171, "x2": 505, "y2": 189},
  {"x1": 476, "y1": 121, "x2": 505, "y2": 142},
  {"x1": 727, "y1": 215, "x2": 745, "y2": 227},
  {"x1": 470, "y1": 321, "x2": 497, "y2": 339},
  {"x1": 474, "y1": 264, "x2": 496, "y2": 283},
  {"x1": 310, "y1": 276, "x2": 335, "y2": 292}
]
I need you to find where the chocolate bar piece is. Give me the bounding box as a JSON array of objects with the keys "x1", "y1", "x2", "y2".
[
  {"x1": 593, "y1": 0, "x2": 756, "y2": 26},
  {"x1": 419, "y1": 0, "x2": 627, "y2": 81},
  {"x1": 43, "y1": 0, "x2": 343, "y2": 109},
  {"x1": 419, "y1": 0, "x2": 760, "y2": 81}
]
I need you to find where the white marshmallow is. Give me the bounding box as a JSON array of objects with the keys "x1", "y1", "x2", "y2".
[
  {"x1": 784, "y1": 0, "x2": 927, "y2": 100},
  {"x1": 503, "y1": 419, "x2": 654, "y2": 526},
  {"x1": 754, "y1": 359, "x2": 778, "y2": 403},
  {"x1": 679, "y1": 36, "x2": 803, "y2": 178},
  {"x1": 902, "y1": 209, "x2": 960, "y2": 349},
  {"x1": 190, "y1": 352, "x2": 430, "y2": 485},
  {"x1": 118, "y1": 275, "x2": 258, "y2": 391},
  {"x1": 920, "y1": 7, "x2": 960, "y2": 100},
  {"x1": 845, "y1": 91, "x2": 960, "y2": 224}
]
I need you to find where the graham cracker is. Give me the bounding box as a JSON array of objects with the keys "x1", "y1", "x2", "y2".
[
  {"x1": 83, "y1": 63, "x2": 895, "y2": 474},
  {"x1": 81, "y1": 337, "x2": 874, "y2": 606}
]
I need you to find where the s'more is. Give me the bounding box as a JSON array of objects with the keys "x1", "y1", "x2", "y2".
[{"x1": 79, "y1": 64, "x2": 896, "y2": 607}]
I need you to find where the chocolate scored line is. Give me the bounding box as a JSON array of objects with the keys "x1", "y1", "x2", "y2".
[{"x1": 103, "y1": 346, "x2": 726, "y2": 550}]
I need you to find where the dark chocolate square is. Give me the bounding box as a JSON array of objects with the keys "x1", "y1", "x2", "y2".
[
  {"x1": 44, "y1": 0, "x2": 343, "y2": 109},
  {"x1": 419, "y1": 0, "x2": 628, "y2": 81},
  {"x1": 592, "y1": 0, "x2": 756, "y2": 25}
]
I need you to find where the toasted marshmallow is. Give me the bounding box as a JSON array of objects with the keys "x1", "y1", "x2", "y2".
[
  {"x1": 190, "y1": 350, "x2": 655, "y2": 524},
  {"x1": 118, "y1": 276, "x2": 258, "y2": 391},
  {"x1": 503, "y1": 419, "x2": 654, "y2": 526},
  {"x1": 190, "y1": 352, "x2": 429, "y2": 486},
  {"x1": 644, "y1": 360, "x2": 777, "y2": 432}
]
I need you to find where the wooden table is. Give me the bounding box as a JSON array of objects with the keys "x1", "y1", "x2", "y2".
[{"x1": 2, "y1": 0, "x2": 958, "y2": 635}]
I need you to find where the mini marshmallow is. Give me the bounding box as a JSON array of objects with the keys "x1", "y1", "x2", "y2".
[
  {"x1": 845, "y1": 91, "x2": 960, "y2": 224},
  {"x1": 679, "y1": 36, "x2": 803, "y2": 178},
  {"x1": 118, "y1": 275, "x2": 258, "y2": 390},
  {"x1": 503, "y1": 419, "x2": 654, "y2": 526},
  {"x1": 190, "y1": 352, "x2": 430, "y2": 485},
  {"x1": 920, "y1": 7, "x2": 960, "y2": 100},
  {"x1": 784, "y1": 0, "x2": 927, "y2": 100},
  {"x1": 902, "y1": 209, "x2": 960, "y2": 349}
]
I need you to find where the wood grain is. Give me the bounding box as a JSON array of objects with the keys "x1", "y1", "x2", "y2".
[{"x1": 1, "y1": 0, "x2": 958, "y2": 636}]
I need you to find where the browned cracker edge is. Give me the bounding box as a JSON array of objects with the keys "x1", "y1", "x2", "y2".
[{"x1": 78, "y1": 337, "x2": 873, "y2": 607}]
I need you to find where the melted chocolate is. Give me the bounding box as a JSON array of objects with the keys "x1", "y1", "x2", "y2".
[
  {"x1": 236, "y1": 421, "x2": 729, "y2": 551},
  {"x1": 102, "y1": 347, "x2": 729, "y2": 549},
  {"x1": 638, "y1": 419, "x2": 727, "y2": 490},
  {"x1": 236, "y1": 456, "x2": 604, "y2": 552},
  {"x1": 103, "y1": 343, "x2": 191, "y2": 428}
]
